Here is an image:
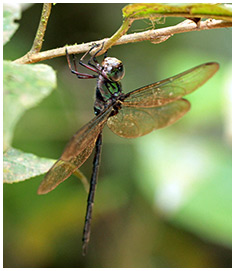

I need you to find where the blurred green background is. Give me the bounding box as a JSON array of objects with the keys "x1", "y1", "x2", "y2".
[{"x1": 3, "y1": 3, "x2": 232, "y2": 268}]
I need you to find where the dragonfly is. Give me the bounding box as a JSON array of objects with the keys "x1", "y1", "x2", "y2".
[{"x1": 37, "y1": 43, "x2": 219, "y2": 255}]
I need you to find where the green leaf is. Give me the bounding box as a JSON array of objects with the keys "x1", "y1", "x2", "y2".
[
  {"x1": 3, "y1": 148, "x2": 89, "y2": 192},
  {"x1": 3, "y1": 61, "x2": 56, "y2": 150},
  {"x1": 122, "y1": 3, "x2": 232, "y2": 22},
  {"x1": 3, "y1": 148, "x2": 55, "y2": 183},
  {"x1": 3, "y1": 3, "x2": 21, "y2": 45}
]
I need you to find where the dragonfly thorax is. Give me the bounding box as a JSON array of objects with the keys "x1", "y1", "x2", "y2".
[
  {"x1": 94, "y1": 57, "x2": 125, "y2": 115},
  {"x1": 95, "y1": 75, "x2": 124, "y2": 115},
  {"x1": 102, "y1": 57, "x2": 125, "y2": 82}
]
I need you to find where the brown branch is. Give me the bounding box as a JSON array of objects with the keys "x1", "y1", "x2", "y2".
[
  {"x1": 14, "y1": 3, "x2": 52, "y2": 64},
  {"x1": 29, "y1": 3, "x2": 51, "y2": 54},
  {"x1": 14, "y1": 19, "x2": 231, "y2": 64},
  {"x1": 30, "y1": 3, "x2": 52, "y2": 53}
]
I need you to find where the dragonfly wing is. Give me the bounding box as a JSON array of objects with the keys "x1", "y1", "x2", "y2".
[
  {"x1": 107, "y1": 99, "x2": 190, "y2": 138},
  {"x1": 123, "y1": 62, "x2": 219, "y2": 107},
  {"x1": 37, "y1": 106, "x2": 113, "y2": 194},
  {"x1": 37, "y1": 146, "x2": 95, "y2": 194}
]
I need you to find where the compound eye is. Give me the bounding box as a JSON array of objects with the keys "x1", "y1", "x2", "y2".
[{"x1": 109, "y1": 64, "x2": 125, "y2": 81}]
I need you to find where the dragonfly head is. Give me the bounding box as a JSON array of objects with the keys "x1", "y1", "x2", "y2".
[{"x1": 102, "y1": 57, "x2": 125, "y2": 82}]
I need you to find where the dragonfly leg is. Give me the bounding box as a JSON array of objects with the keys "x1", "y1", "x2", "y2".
[
  {"x1": 80, "y1": 43, "x2": 100, "y2": 61},
  {"x1": 78, "y1": 43, "x2": 101, "y2": 71},
  {"x1": 66, "y1": 47, "x2": 98, "y2": 79},
  {"x1": 88, "y1": 41, "x2": 105, "y2": 66},
  {"x1": 80, "y1": 42, "x2": 106, "y2": 72},
  {"x1": 71, "y1": 71, "x2": 97, "y2": 79},
  {"x1": 78, "y1": 61, "x2": 100, "y2": 74},
  {"x1": 82, "y1": 133, "x2": 103, "y2": 256},
  {"x1": 103, "y1": 49, "x2": 108, "y2": 60},
  {"x1": 79, "y1": 43, "x2": 105, "y2": 72}
]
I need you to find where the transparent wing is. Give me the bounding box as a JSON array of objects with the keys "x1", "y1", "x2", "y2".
[
  {"x1": 107, "y1": 99, "x2": 190, "y2": 138},
  {"x1": 37, "y1": 106, "x2": 112, "y2": 194},
  {"x1": 123, "y1": 62, "x2": 219, "y2": 108}
]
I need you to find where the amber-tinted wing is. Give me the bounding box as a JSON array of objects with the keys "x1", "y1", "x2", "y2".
[
  {"x1": 123, "y1": 62, "x2": 219, "y2": 108},
  {"x1": 107, "y1": 99, "x2": 190, "y2": 138},
  {"x1": 37, "y1": 106, "x2": 113, "y2": 194}
]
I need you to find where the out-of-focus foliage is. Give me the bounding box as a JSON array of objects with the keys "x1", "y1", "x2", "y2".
[
  {"x1": 3, "y1": 3, "x2": 21, "y2": 45},
  {"x1": 3, "y1": 3, "x2": 231, "y2": 268},
  {"x1": 3, "y1": 60, "x2": 56, "y2": 150},
  {"x1": 3, "y1": 4, "x2": 61, "y2": 184},
  {"x1": 136, "y1": 132, "x2": 231, "y2": 246},
  {"x1": 3, "y1": 148, "x2": 55, "y2": 183},
  {"x1": 3, "y1": 4, "x2": 88, "y2": 186}
]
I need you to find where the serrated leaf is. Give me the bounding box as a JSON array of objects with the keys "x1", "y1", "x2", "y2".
[
  {"x1": 3, "y1": 3, "x2": 21, "y2": 45},
  {"x1": 3, "y1": 61, "x2": 56, "y2": 150},
  {"x1": 3, "y1": 148, "x2": 55, "y2": 183}
]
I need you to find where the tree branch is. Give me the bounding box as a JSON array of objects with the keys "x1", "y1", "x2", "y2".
[
  {"x1": 14, "y1": 3, "x2": 52, "y2": 64},
  {"x1": 30, "y1": 3, "x2": 52, "y2": 53},
  {"x1": 14, "y1": 19, "x2": 231, "y2": 64}
]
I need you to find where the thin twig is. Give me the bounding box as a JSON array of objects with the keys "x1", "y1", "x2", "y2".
[
  {"x1": 30, "y1": 3, "x2": 52, "y2": 53},
  {"x1": 14, "y1": 3, "x2": 52, "y2": 64},
  {"x1": 14, "y1": 19, "x2": 231, "y2": 64}
]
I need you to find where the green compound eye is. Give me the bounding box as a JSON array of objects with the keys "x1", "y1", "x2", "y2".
[
  {"x1": 102, "y1": 57, "x2": 125, "y2": 82},
  {"x1": 108, "y1": 64, "x2": 125, "y2": 81}
]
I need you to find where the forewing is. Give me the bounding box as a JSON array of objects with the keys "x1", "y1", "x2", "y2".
[
  {"x1": 123, "y1": 62, "x2": 219, "y2": 107},
  {"x1": 37, "y1": 106, "x2": 112, "y2": 194},
  {"x1": 107, "y1": 99, "x2": 190, "y2": 138}
]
